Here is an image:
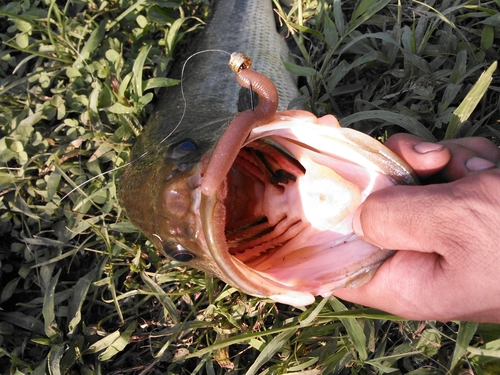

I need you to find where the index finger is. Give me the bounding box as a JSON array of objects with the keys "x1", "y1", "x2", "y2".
[{"x1": 383, "y1": 134, "x2": 451, "y2": 178}]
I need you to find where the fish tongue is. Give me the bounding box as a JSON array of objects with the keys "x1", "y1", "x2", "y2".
[{"x1": 292, "y1": 156, "x2": 362, "y2": 231}]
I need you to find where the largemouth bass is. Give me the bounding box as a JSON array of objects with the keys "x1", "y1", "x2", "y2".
[{"x1": 118, "y1": 0, "x2": 418, "y2": 306}]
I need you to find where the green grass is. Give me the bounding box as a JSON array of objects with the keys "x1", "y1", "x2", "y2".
[{"x1": 1, "y1": 0, "x2": 500, "y2": 374}]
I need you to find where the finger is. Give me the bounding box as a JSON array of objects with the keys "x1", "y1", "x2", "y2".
[
  {"x1": 334, "y1": 247, "x2": 500, "y2": 322},
  {"x1": 333, "y1": 250, "x2": 446, "y2": 321},
  {"x1": 353, "y1": 183, "x2": 456, "y2": 253},
  {"x1": 384, "y1": 134, "x2": 451, "y2": 178},
  {"x1": 332, "y1": 248, "x2": 499, "y2": 322},
  {"x1": 337, "y1": 207, "x2": 500, "y2": 322},
  {"x1": 353, "y1": 169, "x2": 500, "y2": 252},
  {"x1": 440, "y1": 137, "x2": 500, "y2": 163},
  {"x1": 438, "y1": 138, "x2": 498, "y2": 181}
]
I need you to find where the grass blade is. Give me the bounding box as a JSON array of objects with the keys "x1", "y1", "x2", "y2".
[
  {"x1": 47, "y1": 343, "x2": 65, "y2": 375},
  {"x1": 340, "y1": 110, "x2": 436, "y2": 141},
  {"x1": 67, "y1": 260, "x2": 104, "y2": 336},
  {"x1": 468, "y1": 340, "x2": 500, "y2": 360},
  {"x1": 0, "y1": 277, "x2": 21, "y2": 304},
  {"x1": 450, "y1": 321, "x2": 479, "y2": 370},
  {"x1": 348, "y1": 0, "x2": 391, "y2": 33},
  {"x1": 78, "y1": 20, "x2": 106, "y2": 62},
  {"x1": 0, "y1": 312, "x2": 45, "y2": 336},
  {"x1": 333, "y1": 0, "x2": 345, "y2": 37},
  {"x1": 330, "y1": 298, "x2": 368, "y2": 361},
  {"x1": 445, "y1": 61, "x2": 497, "y2": 139},
  {"x1": 84, "y1": 329, "x2": 121, "y2": 355},
  {"x1": 299, "y1": 297, "x2": 329, "y2": 326},
  {"x1": 98, "y1": 321, "x2": 137, "y2": 361},
  {"x1": 141, "y1": 270, "x2": 181, "y2": 323},
  {"x1": 43, "y1": 269, "x2": 62, "y2": 341},
  {"x1": 246, "y1": 328, "x2": 298, "y2": 375},
  {"x1": 133, "y1": 44, "x2": 152, "y2": 100}
]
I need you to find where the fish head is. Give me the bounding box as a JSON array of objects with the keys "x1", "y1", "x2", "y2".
[
  {"x1": 119, "y1": 94, "x2": 417, "y2": 306},
  {"x1": 194, "y1": 110, "x2": 418, "y2": 305},
  {"x1": 121, "y1": 108, "x2": 417, "y2": 306}
]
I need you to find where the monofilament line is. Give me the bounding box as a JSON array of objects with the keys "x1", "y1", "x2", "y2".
[{"x1": 58, "y1": 49, "x2": 232, "y2": 203}]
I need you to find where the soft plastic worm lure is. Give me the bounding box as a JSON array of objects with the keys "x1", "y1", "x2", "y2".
[{"x1": 201, "y1": 52, "x2": 279, "y2": 196}]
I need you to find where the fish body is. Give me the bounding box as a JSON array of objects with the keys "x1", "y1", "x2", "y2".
[{"x1": 119, "y1": 0, "x2": 418, "y2": 306}]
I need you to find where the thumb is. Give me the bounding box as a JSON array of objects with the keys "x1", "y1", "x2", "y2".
[{"x1": 353, "y1": 184, "x2": 452, "y2": 253}]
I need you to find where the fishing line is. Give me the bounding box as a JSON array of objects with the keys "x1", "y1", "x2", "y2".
[
  {"x1": 155, "y1": 49, "x2": 232, "y2": 147},
  {"x1": 249, "y1": 83, "x2": 255, "y2": 111},
  {"x1": 58, "y1": 49, "x2": 232, "y2": 203}
]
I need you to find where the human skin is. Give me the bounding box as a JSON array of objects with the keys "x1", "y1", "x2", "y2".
[{"x1": 333, "y1": 133, "x2": 500, "y2": 323}]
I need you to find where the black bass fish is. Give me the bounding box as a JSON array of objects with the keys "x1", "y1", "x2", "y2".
[{"x1": 118, "y1": 0, "x2": 418, "y2": 306}]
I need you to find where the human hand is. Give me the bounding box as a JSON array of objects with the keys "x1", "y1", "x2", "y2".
[{"x1": 333, "y1": 133, "x2": 500, "y2": 323}]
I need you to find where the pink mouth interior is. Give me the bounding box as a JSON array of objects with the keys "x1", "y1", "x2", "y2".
[{"x1": 215, "y1": 117, "x2": 397, "y2": 297}]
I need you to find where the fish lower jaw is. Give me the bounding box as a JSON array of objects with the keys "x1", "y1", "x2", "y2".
[{"x1": 268, "y1": 255, "x2": 390, "y2": 306}]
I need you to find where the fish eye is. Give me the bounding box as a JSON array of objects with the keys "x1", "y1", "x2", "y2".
[
  {"x1": 163, "y1": 242, "x2": 196, "y2": 262},
  {"x1": 169, "y1": 139, "x2": 198, "y2": 160}
]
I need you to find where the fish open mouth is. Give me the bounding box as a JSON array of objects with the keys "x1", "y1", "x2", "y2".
[{"x1": 200, "y1": 111, "x2": 415, "y2": 306}]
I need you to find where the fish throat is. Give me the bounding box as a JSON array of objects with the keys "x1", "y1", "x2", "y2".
[{"x1": 225, "y1": 140, "x2": 307, "y2": 264}]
